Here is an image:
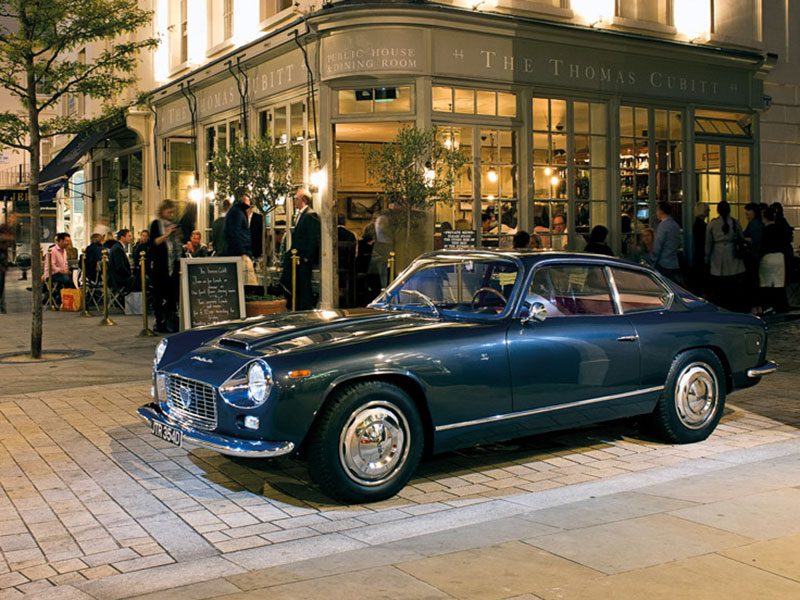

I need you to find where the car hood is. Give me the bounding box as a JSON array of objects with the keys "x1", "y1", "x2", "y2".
[
  {"x1": 209, "y1": 308, "x2": 439, "y2": 355},
  {"x1": 163, "y1": 309, "x2": 485, "y2": 385}
]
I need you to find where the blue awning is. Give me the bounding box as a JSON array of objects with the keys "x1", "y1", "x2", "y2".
[
  {"x1": 39, "y1": 116, "x2": 125, "y2": 186},
  {"x1": 38, "y1": 181, "x2": 67, "y2": 207}
]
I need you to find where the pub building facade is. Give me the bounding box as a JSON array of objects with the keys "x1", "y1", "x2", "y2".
[{"x1": 136, "y1": 1, "x2": 772, "y2": 309}]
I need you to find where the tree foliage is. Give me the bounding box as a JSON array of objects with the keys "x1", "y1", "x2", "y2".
[
  {"x1": 0, "y1": 0, "x2": 157, "y2": 358},
  {"x1": 364, "y1": 125, "x2": 469, "y2": 267},
  {"x1": 364, "y1": 126, "x2": 469, "y2": 217},
  {"x1": 209, "y1": 137, "x2": 294, "y2": 216}
]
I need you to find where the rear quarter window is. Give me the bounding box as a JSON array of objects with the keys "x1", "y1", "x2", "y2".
[{"x1": 612, "y1": 268, "x2": 671, "y2": 313}]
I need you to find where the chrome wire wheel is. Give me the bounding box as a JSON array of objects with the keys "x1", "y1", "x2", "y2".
[
  {"x1": 674, "y1": 362, "x2": 719, "y2": 430},
  {"x1": 339, "y1": 401, "x2": 411, "y2": 487}
]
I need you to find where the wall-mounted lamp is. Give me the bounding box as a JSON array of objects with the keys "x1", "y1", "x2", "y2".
[
  {"x1": 472, "y1": 0, "x2": 498, "y2": 11},
  {"x1": 571, "y1": 0, "x2": 613, "y2": 29},
  {"x1": 549, "y1": 175, "x2": 560, "y2": 187},
  {"x1": 188, "y1": 186, "x2": 203, "y2": 203},
  {"x1": 487, "y1": 167, "x2": 499, "y2": 183},
  {"x1": 310, "y1": 168, "x2": 326, "y2": 191}
]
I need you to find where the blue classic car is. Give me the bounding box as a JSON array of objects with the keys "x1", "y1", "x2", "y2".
[{"x1": 139, "y1": 250, "x2": 777, "y2": 502}]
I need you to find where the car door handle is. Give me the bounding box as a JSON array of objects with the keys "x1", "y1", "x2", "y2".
[{"x1": 617, "y1": 335, "x2": 639, "y2": 343}]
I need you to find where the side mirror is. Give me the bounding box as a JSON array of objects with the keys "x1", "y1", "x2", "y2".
[{"x1": 521, "y1": 301, "x2": 547, "y2": 325}]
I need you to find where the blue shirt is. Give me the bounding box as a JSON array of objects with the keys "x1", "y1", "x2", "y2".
[{"x1": 651, "y1": 216, "x2": 682, "y2": 270}]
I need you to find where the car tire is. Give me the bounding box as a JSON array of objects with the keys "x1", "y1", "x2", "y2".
[
  {"x1": 652, "y1": 349, "x2": 726, "y2": 444},
  {"x1": 307, "y1": 381, "x2": 424, "y2": 503}
]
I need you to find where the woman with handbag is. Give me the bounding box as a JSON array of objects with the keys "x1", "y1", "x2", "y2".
[{"x1": 705, "y1": 200, "x2": 746, "y2": 311}]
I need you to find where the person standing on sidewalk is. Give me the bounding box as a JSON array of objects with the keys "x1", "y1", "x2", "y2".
[
  {"x1": 210, "y1": 198, "x2": 230, "y2": 256},
  {"x1": 650, "y1": 201, "x2": 683, "y2": 285},
  {"x1": 280, "y1": 188, "x2": 320, "y2": 310},
  {"x1": 0, "y1": 215, "x2": 15, "y2": 314},
  {"x1": 149, "y1": 200, "x2": 182, "y2": 333},
  {"x1": 222, "y1": 194, "x2": 258, "y2": 286},
  {"x1": 706, "y1": 200, "x2": 746, "y2": 311}
]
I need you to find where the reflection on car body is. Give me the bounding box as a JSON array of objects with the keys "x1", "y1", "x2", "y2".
[{"x1": 139, "y1": 250, "x2": 777, "y2": 503}]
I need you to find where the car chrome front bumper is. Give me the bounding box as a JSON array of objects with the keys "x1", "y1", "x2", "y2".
[
  {"x1": 747, "y1": 361, "x2": 778, "y2": 379},
  {"x1": 137, "y1": 403, "x2": 295, "y2": 458}
]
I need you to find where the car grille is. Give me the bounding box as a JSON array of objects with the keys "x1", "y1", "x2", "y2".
[{"x1": 165, "y1": 374, "x2": 217, "y2": 431}]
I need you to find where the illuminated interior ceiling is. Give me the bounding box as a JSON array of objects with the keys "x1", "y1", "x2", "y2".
[{"x1": 335, "y1": 122, "x2": 404, "y2": 143}]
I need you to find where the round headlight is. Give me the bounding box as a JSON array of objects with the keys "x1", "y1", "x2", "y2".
[
  {"x1": 247, "y1": 361, "x2": 270, "y2": 405},
  {"x1": 154, "y1": 339, "x2": 168, "y2": 367}
]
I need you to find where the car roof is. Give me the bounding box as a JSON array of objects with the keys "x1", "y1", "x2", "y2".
[{"x1": 425, "y1": 249, "x2": 643, "y2": 269}]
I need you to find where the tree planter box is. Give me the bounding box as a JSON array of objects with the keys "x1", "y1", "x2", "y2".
[{"x1": 245, "y1": 299, "x2": 287, "y2": 317}]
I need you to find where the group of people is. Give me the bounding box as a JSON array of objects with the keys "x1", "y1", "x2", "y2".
[
  {"x1": 145, "y1": 190, "x2": 318, "y2": 332},
  {"x1": 695, "y1": 200, "x2": 795, "y2": 314}
]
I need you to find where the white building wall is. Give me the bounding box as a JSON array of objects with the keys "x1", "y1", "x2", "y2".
[{"x1": 761, "y1": 0, "x2": 800, "y2": 228}]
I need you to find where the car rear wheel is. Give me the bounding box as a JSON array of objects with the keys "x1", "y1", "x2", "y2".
[
  {"x1": 307, "y1": 381, "x2": 423, "y2": 503},
  {"x1": 652, "y1": 349, "x2": 726, "y2": 444}
]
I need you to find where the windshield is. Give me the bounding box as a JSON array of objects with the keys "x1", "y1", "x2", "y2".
[{"x1": 371, "y1": 256, "x2": 521, "y2": 319}]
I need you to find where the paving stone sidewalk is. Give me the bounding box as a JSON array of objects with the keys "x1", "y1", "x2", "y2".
[{"x1": 0, "y1": 304, "x2": 798, "y2": 598}]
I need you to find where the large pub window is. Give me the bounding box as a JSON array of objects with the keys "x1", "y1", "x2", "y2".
[
  {"x1": 257, "y1": 99, "x2": 318, "y2": 265},
  {"x1": 619, "y1": 105, "x2": 683, "y2": 258},
  {"x1": 533, "y1": 97, "x2": 608, "y2": 251}
]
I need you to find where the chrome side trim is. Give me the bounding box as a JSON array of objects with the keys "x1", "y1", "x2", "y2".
[
  {"x1": 435, "y1": 386, "x2": 665, "y2": 432},
  {"x1": 747, "y1": 361, "x2": 778, "y2": 378}
]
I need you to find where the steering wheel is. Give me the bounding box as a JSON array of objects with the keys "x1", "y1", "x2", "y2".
[{"x1": 471, "y1": 287, "x2": 507, "y2": 309}]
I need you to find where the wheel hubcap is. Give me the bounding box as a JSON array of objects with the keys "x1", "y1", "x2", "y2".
[
  {"x1": 675, "y1": 362, "x2": 719, "y2": 429},
  {"x1": 339, "y1": 401, "x2": 410, "y2": 486}
]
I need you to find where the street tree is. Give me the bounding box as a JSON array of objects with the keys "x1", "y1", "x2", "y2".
[
  {"x1": 0, "y1": 1, "x2": 157, "y2": 358},
  {"x1": 210, "y1": 136, "x2": 294, "y2": 288},
  {"x1": 210, "y1": 136, "x2": 294, "y2": 216},
  {"x1": 364, "y1": 125, "x2": 468, "y2": 268}
]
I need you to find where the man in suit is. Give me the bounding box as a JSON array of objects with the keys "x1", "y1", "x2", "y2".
[
  {"x1": 248, "y1": 206, "x2": 264, "y2": 261},
  {"x1": 108, "y1": 229, "x2": 136, "y2": 293},
  {"x1": 281, "y1": 188, "x2": 320, "y2": 310},
  {"x1": 210, "y1": 199, "x2": 230, "y2": 255},
  {"x1": 337, "y1": 215, "x2": 357, "y2": 307}
]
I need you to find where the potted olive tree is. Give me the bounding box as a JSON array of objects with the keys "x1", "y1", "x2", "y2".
[
  {"x1": 210, "y1": 137, "x2": 293, "y2": 315},
  {"x1": 364, "y1": 126, "x2": 468, "y2": 271}
]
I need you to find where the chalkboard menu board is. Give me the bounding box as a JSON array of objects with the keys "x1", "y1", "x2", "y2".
[{"x1": 179, "y1": 257, "x2": 246, "y2": 329}]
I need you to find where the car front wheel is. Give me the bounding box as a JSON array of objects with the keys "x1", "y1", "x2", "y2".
[
  {"x1": 308, "y1": 381, "x2": 423, "y2": 503},
  {"x1": 652, "y1": 349, "x2": 726, "y2": 444}
]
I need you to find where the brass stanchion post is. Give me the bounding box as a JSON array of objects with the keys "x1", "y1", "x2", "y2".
[
  {"x1": 46, "y1": 248, "x2": 55, "y2": 310},
  {"x1": 99, "y1": 248, "x2": 115, "y2": 326},
  {"x1": 81, "y1": 253, "x2": 91, "y2": 317},
  {"x1": 388, "y1": 251, "x2": 396, "y2": 283},
  {"x1": 290, "y1": 249, "x2": 299, "y2": 311},
  {"x1": 138, "y1": 251, "x2": 155, "y2": 337}
]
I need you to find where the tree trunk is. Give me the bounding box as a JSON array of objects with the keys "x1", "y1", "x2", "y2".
[{"x1": 26, "y1": 52, "x2": 43, "y2": 359}]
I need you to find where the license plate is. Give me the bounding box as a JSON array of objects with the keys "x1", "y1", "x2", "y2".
[{"x1": 151, "y1": 421, "x2": 182, "y2": 447}]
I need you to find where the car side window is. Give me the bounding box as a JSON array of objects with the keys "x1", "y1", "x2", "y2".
[
  {"x1": 612, "y1": 268, "x2": 671, "y2": 313},
  {"x1": 528, "y1": 265, "x2": 615, "y2": 317}
]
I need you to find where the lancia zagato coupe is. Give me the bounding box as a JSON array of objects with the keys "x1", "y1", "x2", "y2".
[{"x1": 139, "y1": 250, "x2": 777, "y2": 502}]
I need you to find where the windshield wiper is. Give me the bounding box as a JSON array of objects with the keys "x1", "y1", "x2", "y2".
[{"x1": 399, "y1": 289, "x2": 441, "y2": 318}]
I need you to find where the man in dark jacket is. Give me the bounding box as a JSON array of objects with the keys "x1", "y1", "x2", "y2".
[
  {"x1": 84, "y1": 233, "x2": 104, "y2": 283},
  {"x1": 281, "y1": 188, "x2": 320, "y2": 310},
  {"x1": 222, "y1": 195, "x2": 252, "y2": 257},
  {"x1": 248, "y1": 206, "x2": 264, "y2": 261},
  {"x1": 211, "y1": 199, "x2": 230, "y2": 255},
  {"x1": 108, "y1": 229, "x2": 136, "y2": 293}
]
